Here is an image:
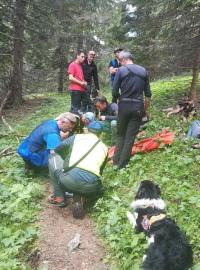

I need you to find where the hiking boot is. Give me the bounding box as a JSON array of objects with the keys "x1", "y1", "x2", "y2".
[
  {"x1": 48, "y1": 195, "x2": 67, "y2": 207},
  {"x1": 72, "y1": 195, "x2": 86, "y2": 219}
]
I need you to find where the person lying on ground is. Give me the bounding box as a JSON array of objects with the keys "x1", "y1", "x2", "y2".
[
  {"x1": 80, "y1": 111, "x2": 95, "y2": 126},
  {"x1": 95, "y1": 95, "x2": 118, "y2": 145},
  {"x1": 70, "y1": 111, "x2": 96, "y2": 133},
  {"x1": 17, "y1": 112, "x2": 76, "y2": 170},
  {"x1": 48, "y1": 121, "x2": 108, "y2": 210}
]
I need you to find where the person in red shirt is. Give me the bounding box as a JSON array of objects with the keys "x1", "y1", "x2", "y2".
[{"x1": 67, "y1": 50, "x2": 87, "y2": 113}]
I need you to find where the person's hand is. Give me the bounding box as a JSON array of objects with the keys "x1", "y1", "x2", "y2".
[
  {"x1": 82, "y1": 81, "x2": 87, "y2": 87},
  {"x1": 145, "y1": 110, "x2": 150, "y2": 120},
  {"x1": 100, "y1": 116, "x2": 106, "y2": 121},
  {"x1": 60, "y1": 131, "x2": 69, "y2": 140},
  {"x1": 114, "y1": 68, "x2": 118, "y2": 73}
]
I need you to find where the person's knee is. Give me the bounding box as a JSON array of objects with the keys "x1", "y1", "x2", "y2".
[
  {"x1": 48, "y1": 153, "x2": 64, "y2": 171},
  {"x1": 54, "y1": 168, "x2": 63, "y2": 179}
]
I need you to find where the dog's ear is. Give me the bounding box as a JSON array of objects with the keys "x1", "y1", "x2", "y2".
[
  {"x1": 135, "y1": 212, "x2": 144, "y2": 233},
  {"x1": 155, "y1": 183, "x2": 161, "y2": 196},
  {"x1": 135, "y1": 182, "x2": 146, "y2": 199}
]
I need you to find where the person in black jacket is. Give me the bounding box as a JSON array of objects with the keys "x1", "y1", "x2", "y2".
[
  {"x1": 95, "y1": 96, "x2": 118, "y2": 145},
  {"x1": 82, "y1": 50, "x2": 100, "y2": 112},
  {"x1": 112, "y1": 51, "x2": 152, "y2": 169}
]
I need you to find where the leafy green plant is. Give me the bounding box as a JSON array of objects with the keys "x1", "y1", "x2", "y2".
[
  {"x1": 93, "y1": 75, "x2": 200, "y2": 269},
  {"x1": 0, "y1": 93, "x2": 71, "y2": 269},
  {"x1": 0, "y1": 75, "x2": 199, "y2": 269}
]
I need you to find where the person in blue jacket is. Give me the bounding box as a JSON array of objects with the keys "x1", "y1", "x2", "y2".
[
  {"x1": 108, "y1": 48, "x2": 123, "y2": 87},
  {"x1": 17, "y1": 112, "x2": 76, "y2": 169}
]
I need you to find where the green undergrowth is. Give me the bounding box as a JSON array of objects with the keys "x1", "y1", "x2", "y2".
[
  {"x1": 0, "y1": 92, "x2": 71, "y2": 269},
  {"x1": 0, "y1": 76, "x2": 200, "y2": 269},
  {"x1": 93, "y1": 75, "x2": 200, "y2": 269}
]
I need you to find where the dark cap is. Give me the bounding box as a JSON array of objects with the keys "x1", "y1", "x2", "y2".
[{"x1": 114, "y1": 48, "x2": 123, "y2": 53}]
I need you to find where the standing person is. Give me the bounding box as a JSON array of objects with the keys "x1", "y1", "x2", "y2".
[
  {"x1": 67, "y1": 50, "x2": 87, "y2": 113},
  {"x1": 82, "y1": 50, "x2": 100, "y2": 112},
  {"x1": 48, "y1": 121, "x2": 108, "y2": 218},
  {"x1": 95, "y1": 96, "x2": 118, "y2": 145},
  {"x1": 112, "y1": 51, "x2": 152, "y2": 169},
  {"x1": 108, "y1": 48, "x2": 123, "y2": 88},
  {"x1": 17, "y1": 113, "x2": 76, "y2": 169}
]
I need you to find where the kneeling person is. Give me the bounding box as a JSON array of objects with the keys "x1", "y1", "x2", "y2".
[
  {"x1": 95, "y1": 96, "x2": 118, "y2": 145},
  {"x1": 17, "y1": 112, "x2": 76, "y2": 169},
  {"x1": 48, "y1": 121, "x2": 108, "y2": 216}
]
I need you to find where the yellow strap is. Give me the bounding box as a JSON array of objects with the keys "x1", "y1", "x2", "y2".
[{"x1": 149, "y1": 214, "x2": 166, "y2": 226}]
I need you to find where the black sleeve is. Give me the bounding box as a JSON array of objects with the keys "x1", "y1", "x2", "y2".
[
  {"x1": 112, "y1": 69, "x2": 121, "y2": 100},
  {"x1": 144, "y1": 72, "x2": 152, "y2": 98},
  {"x1": 105, "y1": 103, "x2": 118, "y2": 120},
  {"x1": 93, "y1": 64, "x2": 100, "y2": 89}
]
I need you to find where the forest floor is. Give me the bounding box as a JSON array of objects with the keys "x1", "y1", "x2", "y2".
[
  {"x1": 1, "y1": 98, "x2": 108, "y2": 270},
  {"x1": 36, "y1": 185, "x2": 108, "y2": 270}
]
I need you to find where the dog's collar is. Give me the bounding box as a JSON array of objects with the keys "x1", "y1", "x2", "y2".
[
  {"x1": 131, "y1": 199, "x2": 166, "y2": 210},
  {"x1": 142, "y1": 214, "x2": 166, "y2": 231}
]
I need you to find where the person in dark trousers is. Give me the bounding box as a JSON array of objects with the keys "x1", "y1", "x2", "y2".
[
  {"x1": 82, "y1": 50, "x2": 100, "y2": 112},
  {"x1": 108, "y1": 48, "x2": 123, "y2": 88},
  {"x1": 95, "y1": 96, "x2": 118, "y2": 145},
  {"x1": 67, "y1": 50, "x2": 87, "y2": 113},
  {"x1": 48, "y1": 121, "x2": 108, "y2": 218},
  {"x1": 112, "y1": 51, "x2": 152, "y2": 169}
]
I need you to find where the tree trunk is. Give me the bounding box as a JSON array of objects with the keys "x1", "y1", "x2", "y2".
[
  {"x1": 190, "y1": 43, "x2": 200, "y2": 103},
  {"x1": 57, "y1": 40, "x2": 65, "y2": 93},
  {"x1": 57, "y1": 0, "x2": 65, "y2": 93},
  {"x1": 9, "y1": 0, "x2": 26, "y2": 105}
]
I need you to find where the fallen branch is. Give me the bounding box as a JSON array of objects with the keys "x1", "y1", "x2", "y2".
[
  {"x1": 0, "y1": 146, "x2": 12, "y2": 156},
  {"x1": 0, "y1": 133, "x2": 25, "y2": 138},
  {"x1": 0, "y1": 150, "x2": 16, "y2": 158},
  {"x1": 1, "y1": 116, "x2": 20, "y2": 143}
]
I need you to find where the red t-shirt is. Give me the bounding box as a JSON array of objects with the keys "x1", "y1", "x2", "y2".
[{"x1": 67, "y1": 61, "x2": 85, "y2": 92}]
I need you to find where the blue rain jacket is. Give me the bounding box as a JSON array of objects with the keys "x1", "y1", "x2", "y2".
[
  {"x1": 187, "y1": 120, "x2": 200, "y2": 139},
  {"x1": 18, "y1": 119, "x2": 61, "y2": 167}
]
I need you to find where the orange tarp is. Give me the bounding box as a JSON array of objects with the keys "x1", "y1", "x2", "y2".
[{"x1": 108, "y1": 129, "x2": 174, "y2": 159}]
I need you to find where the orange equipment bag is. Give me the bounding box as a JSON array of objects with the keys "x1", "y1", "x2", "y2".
[{"x1": 108, "y1": 129, "x2": 174, "y2": 159}]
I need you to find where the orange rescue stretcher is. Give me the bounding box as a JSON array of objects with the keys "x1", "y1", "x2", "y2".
[{"x1": 108, "y1": 129, "x2": 174, "y2": 159}]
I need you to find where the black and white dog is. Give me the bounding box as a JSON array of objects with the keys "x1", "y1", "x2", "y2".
[{"x1": 127, "y1": 180, "x2": 193, "y2": 270}]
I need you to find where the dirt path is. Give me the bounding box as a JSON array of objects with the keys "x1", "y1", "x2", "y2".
[
  {"x1": 37, "y1": 188, "x2": 108, "y2": 270},
  {"x1": 1, "y1": 99, "x2": 108, "y2": 270}
]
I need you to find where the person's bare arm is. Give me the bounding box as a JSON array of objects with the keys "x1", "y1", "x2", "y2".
[{"x1": 69, "y1": 74, "x2": 87, "y2": 87}]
